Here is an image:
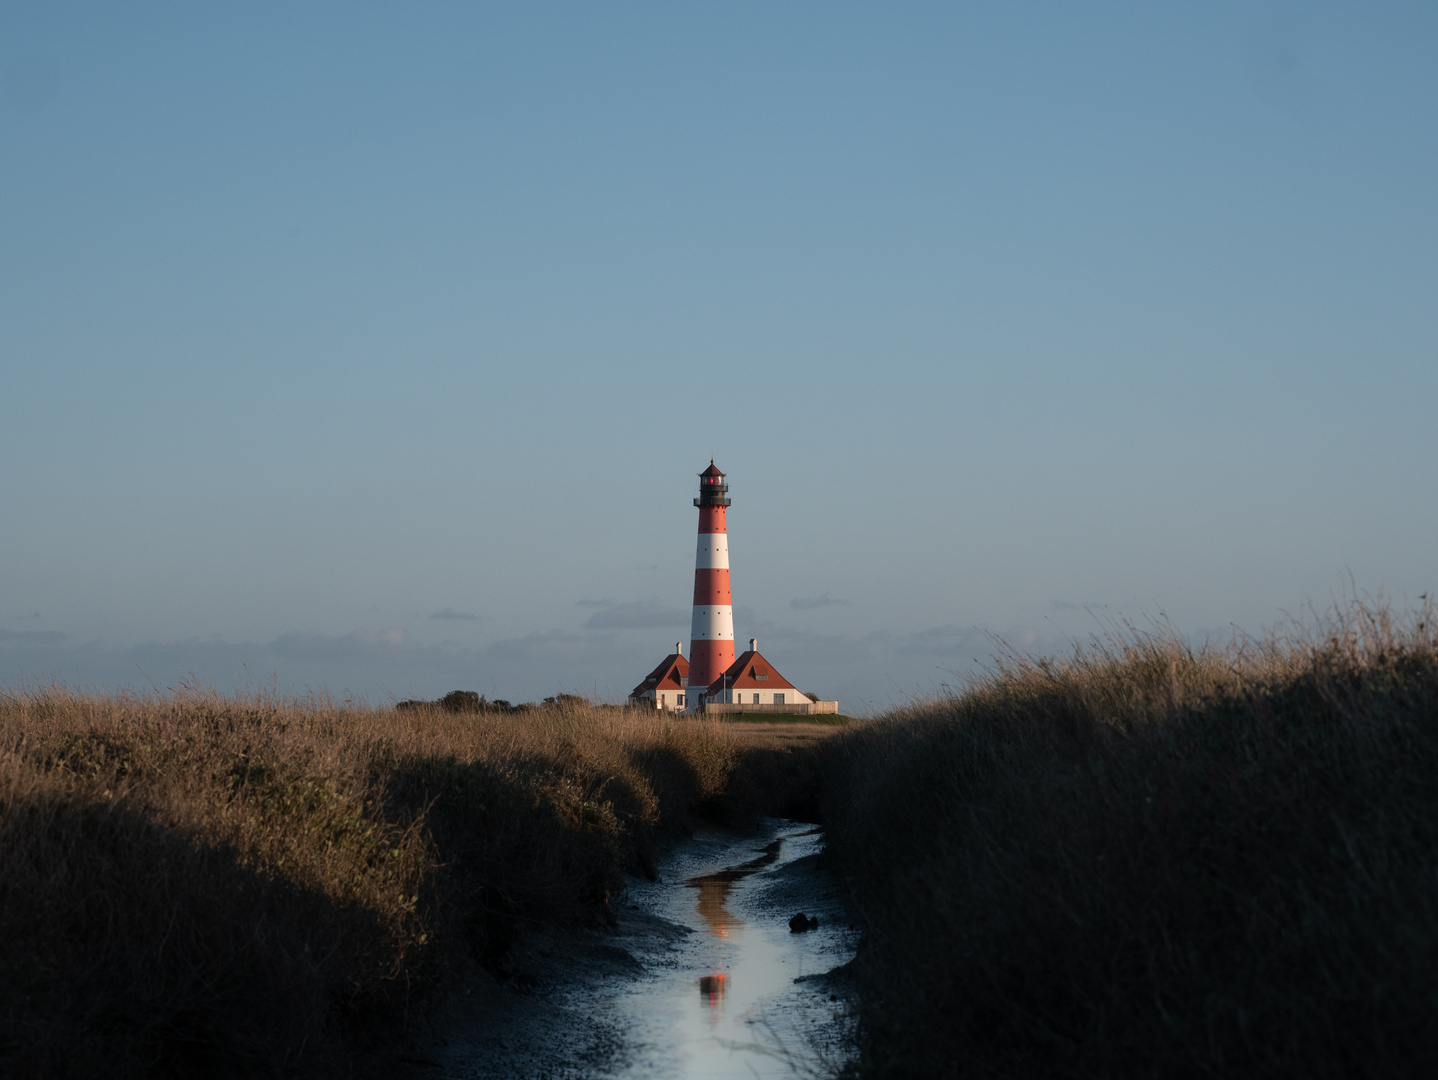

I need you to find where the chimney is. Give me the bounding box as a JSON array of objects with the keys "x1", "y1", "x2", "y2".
[
  {"x1": 676, "y1": 642, "x2": 682, "y2": 657},
  {"x1": 749, "y1": 638, "x2": 757, "y2": 652}
]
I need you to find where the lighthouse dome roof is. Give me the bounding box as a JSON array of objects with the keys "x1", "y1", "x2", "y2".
[{"x1": 699, "y1": 460, "x2": 725, "y2": 478}]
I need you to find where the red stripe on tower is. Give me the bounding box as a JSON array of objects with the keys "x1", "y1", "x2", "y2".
[{"x1": 688, "y1": 460, "x2": 735, "y2": 705}]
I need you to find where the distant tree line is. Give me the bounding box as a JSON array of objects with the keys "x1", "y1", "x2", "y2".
[{"x1": 395, "y1": 691, "x2": 594, "y2": 714}]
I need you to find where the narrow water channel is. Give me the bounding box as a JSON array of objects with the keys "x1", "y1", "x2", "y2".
[{"x1": 420, "y1": 819, "x2": 858, "y2": 1079}]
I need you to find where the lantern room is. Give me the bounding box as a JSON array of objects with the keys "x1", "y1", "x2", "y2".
[{"x1": 694, "y1": 461, "x2": 731, "y2": 508}]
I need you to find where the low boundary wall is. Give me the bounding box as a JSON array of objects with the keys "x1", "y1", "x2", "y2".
[{"x1": 700, "y1": 701, "x2": 839, "y2": 716}]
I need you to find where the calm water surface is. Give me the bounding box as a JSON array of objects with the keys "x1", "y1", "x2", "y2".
[
  {"x1": 581, "y1": 820, "x2": 856, "y2": 1078},
  {"x1": 432, "y1": 819, "x2": 856, "y2": 1079}
]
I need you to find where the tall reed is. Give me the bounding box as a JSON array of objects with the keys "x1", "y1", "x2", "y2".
[
  {"x1": 0, "y1": 691, "x2": 776, "y2": 1077},
  {"x1": 820, "y1": 598, "x2": 1438, "y2": 1077}
]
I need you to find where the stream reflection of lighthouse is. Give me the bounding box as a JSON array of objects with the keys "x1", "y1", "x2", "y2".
[{"x1": 687, "y1": 461, "x2": 735, "y2": 710}]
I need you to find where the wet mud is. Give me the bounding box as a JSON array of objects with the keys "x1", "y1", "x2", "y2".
[{"x1": 406, "y1": 819, "x2": 858, "y2": 1079}]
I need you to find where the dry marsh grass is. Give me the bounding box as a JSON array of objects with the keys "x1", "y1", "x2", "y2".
[
  {"x1": 820, "y1": 598, "x2": 1438, "y2": 1078},
  {"x1": 14, "y1": 596, "x2": 1429, "y2": 1078},
  {"x1": 0, "y1": 692, "x2": 791, "y2": 1077}
]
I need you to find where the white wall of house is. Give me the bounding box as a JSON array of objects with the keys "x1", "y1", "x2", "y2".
[
  {"x1": 713, "y1": 688, "x2": 796, "y2": 705},
  {"x1": 635, "y1": 689, "x2": 688, "y2": 711}
]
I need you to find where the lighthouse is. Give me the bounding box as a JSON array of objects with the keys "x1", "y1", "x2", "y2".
[
  {"x1": 628, "y1": 462, "x2": 840, "y2": 716},
  {"x1": 688, "y1": 461, "x2": 735, "y2": 705}
]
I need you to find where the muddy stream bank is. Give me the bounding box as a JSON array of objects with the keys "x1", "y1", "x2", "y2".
[{"x1": 405, "y1": 819, "x2": 859, "y2": 1079}]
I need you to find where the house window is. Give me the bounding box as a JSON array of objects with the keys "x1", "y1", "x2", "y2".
[
  {"x1": 678, "y1": 694, "x2": 686, "y2": 706},
  {"x1": 752, "y1": 693, "x2": 760, "y2": 704},
  {"x1": 774, "y1": 693, "x2": 785, "y2": 705}
]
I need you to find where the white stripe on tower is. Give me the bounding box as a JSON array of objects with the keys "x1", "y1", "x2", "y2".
[
  {"x1": 690, "y1": 606, "x2": 735, "y2": 640},
  {"x1": 694, "y1": 532, "x2": 729, "y2": 570}
]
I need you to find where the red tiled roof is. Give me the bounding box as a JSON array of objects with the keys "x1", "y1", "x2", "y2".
[
  {"x1": 703, "y1": 650, "x2": 798, "y2": 696},
  {"x1": 630, "y1": 652, "x2": 689, "y2": 697}
]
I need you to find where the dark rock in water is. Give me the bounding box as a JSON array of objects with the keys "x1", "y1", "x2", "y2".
[
  {"x1": 440, "y1": 690, "x2": 482, "y2": 713},
  {"x1": 789, "y1": 912, "x2": 818, "y2": 933}
]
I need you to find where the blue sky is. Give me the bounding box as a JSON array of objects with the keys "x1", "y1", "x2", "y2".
[{"x1": 3, "y1": 2, "x2": 1435, "y2": 709}]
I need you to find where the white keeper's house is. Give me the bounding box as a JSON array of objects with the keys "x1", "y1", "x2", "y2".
[
  {"x1": 628, "y1": 644, "x2": 690, "y2": 712},
  {"x1": 701, "y1": 639, "x2": 838, "y2": 715},
  {"x1": 630, "y1": 638, "x2": 838, "y2": 716}
]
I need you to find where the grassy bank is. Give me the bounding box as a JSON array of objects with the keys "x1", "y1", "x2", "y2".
[
  {"x1": 14, "y1": 597, "x2": 1433, "y2": 1078},
  {"x1": 820, "y1": 600, "x2": 1438, "y2": 1078},
  {"x1": 0, "y1": 693, "x2": 815, "y2": 1078},
  {"x1": 720, "y1": 713, "x2": 853, "y2": 726}
]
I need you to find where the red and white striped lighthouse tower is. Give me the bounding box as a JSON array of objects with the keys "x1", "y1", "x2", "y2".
[{"x1": 688, "y1": 461, "x2": 734, "y2": 706}]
